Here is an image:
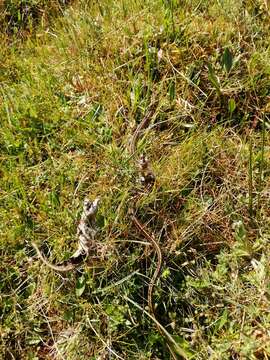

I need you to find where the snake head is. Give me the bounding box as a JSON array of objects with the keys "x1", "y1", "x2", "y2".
[{"x1": 83, "y1": 197, "x2": 100, "y2": 215}]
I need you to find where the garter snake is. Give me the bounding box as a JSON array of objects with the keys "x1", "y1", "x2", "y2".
[
  {"x1": 128, "y1": 100, "x2": 162, "y2": 318},
  {"x1": 128, "y1": 102, "x2": 187, "y2": 360}
]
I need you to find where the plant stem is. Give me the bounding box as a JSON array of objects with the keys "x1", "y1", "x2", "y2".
[
  {"x1": 257, "y1": 115, "x2": 266, "y2": 218},
  {"x1": 248, "y1": 135, "x2": 253, "y2": 218}
]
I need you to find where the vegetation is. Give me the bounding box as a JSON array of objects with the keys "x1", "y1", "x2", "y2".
[{"x1": 1, "y1": 0, "x2": 270, "y2": 358}]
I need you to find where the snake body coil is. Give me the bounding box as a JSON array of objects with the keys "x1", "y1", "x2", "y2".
[{"x1": 32, "y1": 198, "x2": 100, "y2": 272}]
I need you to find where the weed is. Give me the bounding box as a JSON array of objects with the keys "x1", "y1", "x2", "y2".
[{"x1": 1, "y1": 0, "x2": 270, "y2": 359}]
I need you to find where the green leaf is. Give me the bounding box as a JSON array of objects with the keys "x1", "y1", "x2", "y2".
[
  {"x1": 172, "y1": 335, "x2": 194, "y2": 357},
  {"x1": 49, "y1": 190, "x2": 60, "y2": 208},
  {"x1": 228, "y1": 98, "x2": 236, "y2": 113},
  {"x1": 63, "y1": 309, "x2": 74, "y2": 322},
  {"x1": 169, "y1": 80, "x2": 176, "y2": 102},
  {"x1": 162, "y1": 267, "x2": 171, "y2": 279},
  {"x1": 217, "y1": 309, "x2": 228, "y2": 331},
  {"x1": 207, "y1": 63, "x2": 221, "y2": 96},
  {"x1": 29, "y1": 107, "x2": 37, "y2": 118},
  {"x1": 27, "y1": 336, "x2": 41, "y2": 345},
  {"x1": 222, "y1": 48, "x2": 233, "y2": 73},
  {"x1": 76, "y1": 275, "x2": 86, "y2": 297}
]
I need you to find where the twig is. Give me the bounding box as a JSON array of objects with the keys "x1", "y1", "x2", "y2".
[{"x1": 87, "y1": 318, "x2": 125, "y2": 360}]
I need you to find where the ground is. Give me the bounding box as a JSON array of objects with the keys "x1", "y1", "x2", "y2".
[{"x1": 1, "y1": 1, "x2": 270, "y2": 359}]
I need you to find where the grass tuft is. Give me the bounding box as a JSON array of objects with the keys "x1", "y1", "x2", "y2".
[{"x1": 1, "y1": 0, "x2": 270, "y2": 359}]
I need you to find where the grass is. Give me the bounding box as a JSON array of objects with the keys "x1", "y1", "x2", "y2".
[{"x1": 1, "y1": 0, "x2": 270, "y2": 359}]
